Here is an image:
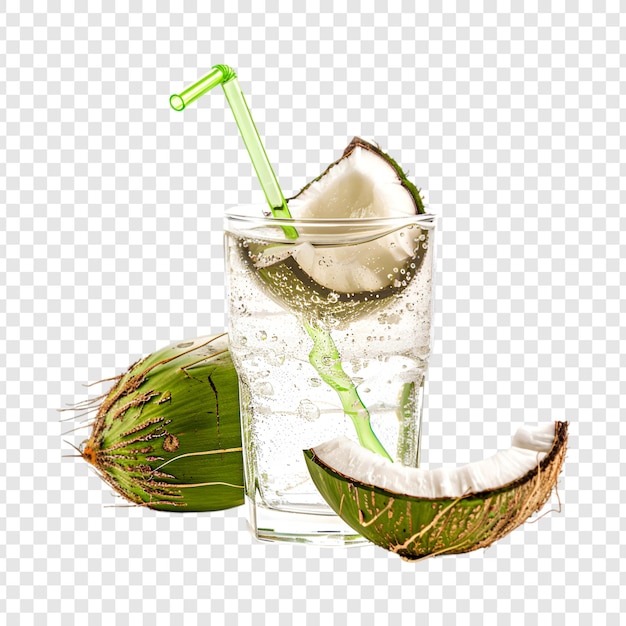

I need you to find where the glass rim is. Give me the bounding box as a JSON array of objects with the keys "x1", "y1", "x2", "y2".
[{"x1": 224, "y1": 204, "x2": 436, "y2": 228}]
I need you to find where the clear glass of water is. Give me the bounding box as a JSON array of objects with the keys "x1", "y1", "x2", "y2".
[{"x1": 225, "y1": 205, "x2": 435, "y2": 545}]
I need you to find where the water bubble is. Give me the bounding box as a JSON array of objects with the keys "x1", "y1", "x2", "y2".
[
  {"x1": 256, "y1": 382, "x2": 274, "y2": 396},
  {"x1": 380, "y1": 313, "x2": 401, "y2": 325},
  {"x1": 266, "y1": 350, "x2": 285, "y2": 366},
  {"x1": 406, "y1": 302, "x2": 415, "y2": 311},
  {"x1": 389, "y1": 241, "x2": 396, "y2": 248},
  {"x1": 327, "y1": 292, "x2": 340, "y2": 303},
  {"x1": 257, "y1": 330, "x2": 268, "y2": 341},
  {"x1": 298, "y1": 399, "x2": 320, "y2": 422},
  {"x1": 309, "y1": 377, "x2": 322, "y2": 387},
  {"x1": 422, "y1": 241, "x2": 428, "y2": 250}
]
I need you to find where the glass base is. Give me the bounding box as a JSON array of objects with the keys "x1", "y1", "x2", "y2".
[{"x1": 246, "y1": 496, "x2": 368, "y2": 546}]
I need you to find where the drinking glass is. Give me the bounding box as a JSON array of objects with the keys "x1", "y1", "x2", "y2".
[{"x1": 225, "y1": 205, "x2": 435, "y2": 544}]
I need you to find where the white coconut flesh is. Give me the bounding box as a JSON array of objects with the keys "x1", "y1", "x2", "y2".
[
  {"x1": 255, "y1": 142, "x2": 425, "y2": 295},
  {"x1": 252, "y1": 237, "x2": 419, "y2": 295},
  {"x1": 288, "y1": 144, "x2": 419, "y2": 220},
  {"x1": 312, "y1": 422, "x2": 557, "y2": 499}
]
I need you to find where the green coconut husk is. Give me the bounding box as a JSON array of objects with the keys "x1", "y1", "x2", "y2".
[
  {"x1": 305, "y1": 421, "x2": 568, "y2": 561},
  {"x1": 80, "y1": 334, "x2": 244, "y2": 512}
]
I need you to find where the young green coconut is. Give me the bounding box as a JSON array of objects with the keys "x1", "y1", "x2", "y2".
[
  {"x1": 79, "y1": 334, "x2": 244, "y2": 512},
  {"x1": 304, "y1": 421, "x2": 568, "y2": 561},
  {"x1": 238, "y1": 137, "x2": 432, "y2": 326}
]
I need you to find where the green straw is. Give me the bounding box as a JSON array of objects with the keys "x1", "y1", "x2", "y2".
[
  {"x1": 304, "y1": 320, "x2": 392, "y2": 458},
  {"x1": 170, "y1": 65, "x2": 296, "y2": 237},
  {"x1": 170, "y1": 64, "x2": 390, "y2": 461}
]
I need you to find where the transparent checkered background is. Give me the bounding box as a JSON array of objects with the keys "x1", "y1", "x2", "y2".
[{"x1": 1, "y1": 2, "x2": 623, "y2": 624}]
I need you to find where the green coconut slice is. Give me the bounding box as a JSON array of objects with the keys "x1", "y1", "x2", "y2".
[
  {"x1": 238, "y1": 137, "x2": 431, "y2": 325},
  {"x1": 288, "y1": 136, "x2": 425, "y2": 218},
  {"x1": 304, "y1": 422, "x2": 568, "y2": 560},
  {"x1": 79, "y1": 334, "x2": 244, "y2": 512}
]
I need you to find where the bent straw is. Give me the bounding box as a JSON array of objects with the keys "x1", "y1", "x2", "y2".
[
  {"x1": 170, "y1": 64, "x2": 390, "y2": 460},
  {"x1": 170, "y1": 65, "x2": 296, "y2": 237}
]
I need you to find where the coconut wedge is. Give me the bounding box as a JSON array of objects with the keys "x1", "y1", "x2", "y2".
[
  {"x1": 239, "y1": 137, "x2": 432, "y2": 325},
  {"x1": 288, "y1": 136, "x2": 425, "y2": 218},
  {"x1": 304, "y1": 422, "x2": 568, "y2": 561},
  {"x1": 80, "y1": 334, "x2": 244, "y2": 512}
]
